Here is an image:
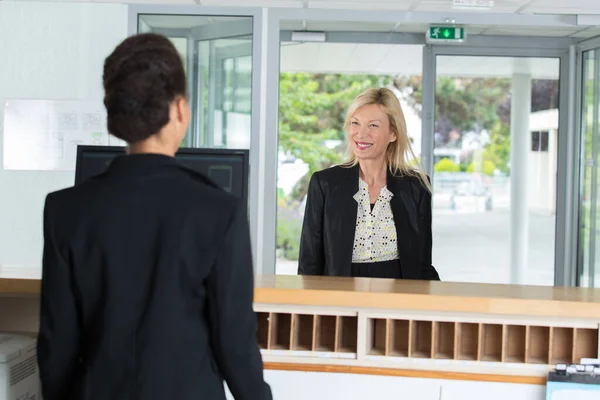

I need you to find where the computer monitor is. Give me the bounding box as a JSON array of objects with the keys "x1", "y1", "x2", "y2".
[{"x1": 74, "y1": 145, "x2": 249, "y2": 208}]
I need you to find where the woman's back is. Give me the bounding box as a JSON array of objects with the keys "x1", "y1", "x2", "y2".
[{"x1": 37, "y1": 33, "x2": 271, "y2": 400}]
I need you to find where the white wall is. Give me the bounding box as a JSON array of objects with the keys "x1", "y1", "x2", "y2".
[
  {"x1": 528, "y1": 109, "x2": 559, "y2": 215},
  {"x1": 226, "y1": 370, "x2": 546, "y2": 400},
  {"x1": 0, "y1": 1, "x2": 128, "y2": 268},
  {"x1": 528, "y1": 130, "x2": 557, "y2": 215}
]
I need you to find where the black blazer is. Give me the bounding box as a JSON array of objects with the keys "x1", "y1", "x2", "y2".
[
  {"x1": 38, "y1": 154, "x2": 272, "y2": 400},
  {"x1": 298, "y1": 165, "x2": 440, "y2": 280}
]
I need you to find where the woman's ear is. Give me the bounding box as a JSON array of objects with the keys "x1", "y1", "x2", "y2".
[{"x1": 174, "y1": 96, "x2": 189, "y2": 123}]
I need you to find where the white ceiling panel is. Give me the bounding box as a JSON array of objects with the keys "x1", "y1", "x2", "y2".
[
  {"x1": 306, "y1": 21, "x2": 398, "y2": 32},
  {"x1": 72, "y1": 0, "x2": 600, "y2": 40},
  {"x1": 414, "y1": 0, "x2": 525, "y2": 13},
  {"x1": 200, "y1": 0, "x2": 302, "y2": 6},
  {"x1": 307, "y1": 0, "x2": 413, "y2": 10},
  {"x1": 524, "y1": 0, "x2": 600, "y2": 14},
  {"x1": 94, "y1": 0, "x2": 195, "y2": 3},
  {"x1": 62, "y1": 0, "x2": 600, "y2": 16},
  {"x1": 484, "y1": 26, "x2": 581, "y2": 37},
  {"x1": 571, "y1": 27, "x2": 600, "y2": 38},
  {"x1": 140, "y1": 14, "x2": 249, "y2": 29}
]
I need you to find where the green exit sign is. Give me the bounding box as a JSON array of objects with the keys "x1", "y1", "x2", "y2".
[{"x1": 427, "y1": 26, "x2": 466, "y2": 43}]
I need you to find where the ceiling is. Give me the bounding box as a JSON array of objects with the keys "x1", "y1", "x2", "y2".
[
  {"x1": 280, "y1": 20, "x2": 600, "y2": 37},
  {"x1": 131, "y1": 0, "x2": 600, "y2": 39},
  {"x1": 280, "y1": 42, "x2": 561, "y2": 78},
  {"x1": 139, "y1": 14, "x2": 249, "y2": 29},
  {"x1": 114, "y1": 0, "x2": 600, "y2": 15}
]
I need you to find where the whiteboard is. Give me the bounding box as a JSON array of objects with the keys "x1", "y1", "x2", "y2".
[{"x1": 2, "y1": 99, "x2": 124, "y2": 171}]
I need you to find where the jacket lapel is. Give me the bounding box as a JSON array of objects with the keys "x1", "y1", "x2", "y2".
[
  {"x1": 334, "y1": 165, "x2": 359, "y2": 274},
  {"x1": 387, "y1": 171, "x2": 420, "y2": 278},
  {"x1": 387, "y1": 170, "x2": 419, "y2": 231}
]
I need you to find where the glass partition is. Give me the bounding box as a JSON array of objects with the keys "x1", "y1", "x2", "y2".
[
  {"x1": 275, "y1": 42, "x2": 424, "y2": 274},
  {"x1": 432, "y1": 55, "x2": 560, "y2": 286},
  {"x1": 138, "y1": 14, "x2": 253, "y2": 149},
  {"x1": 579, "y1": 48, "x2": 600, "y2": 288}
]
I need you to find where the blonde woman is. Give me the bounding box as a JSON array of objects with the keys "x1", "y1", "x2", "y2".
[{"x1": 298, "y1": 87, "x2": 440, "y2": 280}]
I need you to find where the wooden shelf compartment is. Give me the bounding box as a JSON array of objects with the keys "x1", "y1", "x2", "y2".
[
  {"x1": 410, "y1": 320, "x2": 433, "y2": 359},
  {"x1": 550, "y1": 327, "x2": 573, "y2": 365},
  {"x1": 335, "y1": 316, "x2": 358, "y2": 353},
  {"x1": 456, "y1": 323, "x2": 479, "y2": 361},
  {"x1": 269, "y1": 313, "x2": 292, "y2": 350},
  {"x1": 367, "y1": 318, "x2": 387, "y2": 356},
  {"x1": 573, "y1": 328, "x2": 599, "y2": 363},
  {"x1": 291, "y1": 314, "x2": 314, "y2": 351},
  {"x1": 389, "y1": 319, "x2": 410, "y2": 357},
  {"x1": 257, "y1": 312, "x2": 270, "y2": 349},
  {"x1": 315, "y1": 315, "x2": 337, "y2": 352},
  {"x1": 525, "y1": 326, "x2": 549, "y2": 364},
  {"x1": 433, "y1": 321, "x2": 455, "y2": 359},
  {"x1": 504, "y1": 325, "x2": 526, "y2": 363},
  {"x1": 480, "y1": 324, "x2": 503, "y2": 362}
]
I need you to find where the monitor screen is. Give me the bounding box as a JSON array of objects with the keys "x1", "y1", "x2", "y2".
[{"x1": 74, "y1": 145, "x2": 249, "y2": 207}]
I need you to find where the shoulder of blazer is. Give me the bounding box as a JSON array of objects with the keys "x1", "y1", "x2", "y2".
[
  {"x1": 313, "y1": 164, "x2": 357, "y2": 182},
  {"x1": 177, "y1": 164, "x2": 225, "y2": 193},
  {"x1": 388, "y1": 171, "x2": 431, "y2": 200}
]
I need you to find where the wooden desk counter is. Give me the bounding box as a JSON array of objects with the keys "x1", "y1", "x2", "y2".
[
  {"x1": 4, "y1": 273, "x2": 600, "y2": 319},
  {"x1": 254, "y1": 275, "x2": 600, "y2": 320},
  {"x1": 251, "y1": 276, "x2": 600, "y2": 385},
  {"x1": 2, "y1": 271, "x2": 600, "y2": 386}
]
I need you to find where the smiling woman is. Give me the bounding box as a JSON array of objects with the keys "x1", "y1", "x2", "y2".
[{"x1": 298, "y1": 87, "x2": 439, "y2": 280}]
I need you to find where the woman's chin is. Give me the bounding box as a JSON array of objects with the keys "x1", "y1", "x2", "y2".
[{"x1": 352, "y1": 151, "x2": 381, "y2": 161}]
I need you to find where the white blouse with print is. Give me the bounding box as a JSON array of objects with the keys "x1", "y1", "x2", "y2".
[{"x1": 351, "y1": 178, "x2": 399, "y2": 263}]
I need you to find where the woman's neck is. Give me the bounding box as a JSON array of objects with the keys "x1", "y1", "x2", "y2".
[
  {"x1": 358, "y1": 159, "x2": 387, "y2": 187},
  {"x1": 127, "y1": 135, "x2": 177, "y2": 157}
]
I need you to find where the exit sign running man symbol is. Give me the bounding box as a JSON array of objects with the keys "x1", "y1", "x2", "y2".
[{"x1": 428, "y1": 26, "x2": 466, "y2": 43}]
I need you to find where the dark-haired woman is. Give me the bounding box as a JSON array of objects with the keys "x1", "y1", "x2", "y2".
[{"x1": 37, "y1": 33, "x2": 272, "y2": 400}]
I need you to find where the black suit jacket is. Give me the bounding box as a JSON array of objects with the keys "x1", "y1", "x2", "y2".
[
  {"x1": 38, "y1": 154, "x2": 272, "y2": 400},
  {"x1": 298, "y1": 165, "x2": 440, "y2": 280}
]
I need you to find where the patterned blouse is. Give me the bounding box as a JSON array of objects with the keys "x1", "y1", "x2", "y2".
[{"x1": 351, "y1": 178, "x2": 399, "y2": 263}]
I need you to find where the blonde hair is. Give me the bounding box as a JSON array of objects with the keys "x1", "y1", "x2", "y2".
[{"x1": 341, "y1": 87, "x2": 431, "y2": 192}]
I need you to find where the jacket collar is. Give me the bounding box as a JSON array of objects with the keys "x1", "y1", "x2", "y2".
[
  {"x1": 106, "y1": 153, "x2": 177, "y2": 176},
  {"x1": 341, "y1": 163, "x2": 407, "y2": 193}
]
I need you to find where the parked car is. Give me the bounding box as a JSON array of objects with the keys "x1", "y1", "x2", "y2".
[{"x1": 450, "y1": 180, "x2": 493, "y2": 212}]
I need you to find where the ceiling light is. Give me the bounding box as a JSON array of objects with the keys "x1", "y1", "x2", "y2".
[{"x1": 452, "y1": 0, "x2": 494, "y2": 10}]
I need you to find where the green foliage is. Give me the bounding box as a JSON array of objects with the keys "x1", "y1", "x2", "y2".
[
  {"x1": 466, "y1": 159, "x2": 496, "y2": 176},
  {"x1": 434, "y1": 158, "x2": 460, "y2": 173},
  {"x1": 393, "y1": 76, "x2": 513, "y2": 172},
  {"x1": 276, "y1": 211, "x2": 302, "y2": 261},
  {"x1": 483, "y1": 121, "x2": 511, "y2": 174},
  {"x1": 278, "y1": 73, "x2": 391, "y2": 199}
]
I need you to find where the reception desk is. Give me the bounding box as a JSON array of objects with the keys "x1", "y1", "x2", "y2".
[
  {"x1": 1, "y1": 271, "x2": 600, "y2": 399},
  {"x1": 252, "y1": 275, "x2": 600, "y2": 385}
]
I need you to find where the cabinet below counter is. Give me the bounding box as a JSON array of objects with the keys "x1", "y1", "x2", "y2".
[
  {"x1": 1, "y1": 272, "x2": 600, "y2": 387},
  {"x1": 253, "y1": 275, "x2": 600, "y2": 385}
]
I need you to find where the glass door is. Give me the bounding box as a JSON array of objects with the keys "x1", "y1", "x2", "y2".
[
  {"x1": 426, "y1": 49, "x2": 564, "y2": 286},
  {"x1": 579, "y1": 47, "x2": 600, "y2": 288},
  {"x1": 138, "y1": 15, "x2": 253, "y2": 150},
  {"x1": 197, "y1": 37, "x2": 252, "y2": 149}
]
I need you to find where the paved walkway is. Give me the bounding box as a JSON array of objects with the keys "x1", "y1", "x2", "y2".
[{"x1": 276, "y1": 209, "x2": 557, "y2": 286}]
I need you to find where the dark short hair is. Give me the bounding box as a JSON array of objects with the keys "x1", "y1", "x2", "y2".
[{"x1": 102, "y1": 33, "x2": 187, "y2": 143}]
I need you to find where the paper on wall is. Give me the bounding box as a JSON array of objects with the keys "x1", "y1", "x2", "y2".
[{"x1": 2, "y1": 99, "x2": 120, "y2": 171}]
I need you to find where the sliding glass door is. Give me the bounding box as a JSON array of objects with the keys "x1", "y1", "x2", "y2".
[
  {"x1": 138, "y1": 14, "x2": 253, "y2": 150},
  {"x1": 579, "y1": 47, "x2": 600, "y2": 288},
  {"x1": 423, "y1": 45, "x2": 569, "y2": 286}
]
